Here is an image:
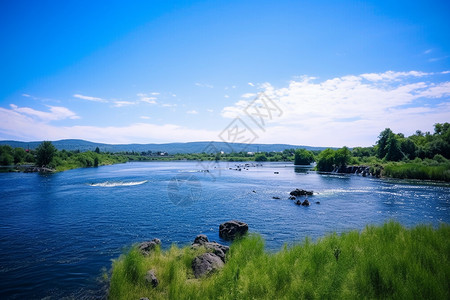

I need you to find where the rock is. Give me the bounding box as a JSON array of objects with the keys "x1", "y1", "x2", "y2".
[
  {"x1": 290, "y1": 189, "x2": 313, "y2": 196},
  {"x1": 315, "y1": 201, "x2": 320, "y2": 204},
  {"x1": 294, "y1": 199, "x2": 301, "y2": 205},
  {"x1": 193, "y1": 234, "x2": 209, "y2": 245},
  {"x1": 219, "y1": 220, "x2": 248, "y2": 240},
  {"x1": 138, "y1": 238, "x2": 161, "y2": 256},
  {"x1": 192, "y1": 235, "x2": 230, "y2": 262},
  {"x1": 272, "y1": 196, "x2": 281, "y2": 199},
  {"x1": 140, "y1": 298, "x2": 149, "y2": 300},
  {"x1": 301, "y1": 199, "x2": 310, "y2": 206},
  {"x1": 289, "y1": 196, "x2": 296, "y2": 200},
  {"x1": 192, "y1": 252, "x2": 224, "y2": 278},
  {"x1": 145, "y1": 269, "x2": 158, "y2": 288}
]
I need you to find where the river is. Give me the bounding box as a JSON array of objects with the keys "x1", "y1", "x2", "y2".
[{"x1": 0, "y1": 161, "x2": 448, "y2": 299}]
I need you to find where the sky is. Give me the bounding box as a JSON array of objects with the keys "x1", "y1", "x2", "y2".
[{"x1": 0, "y1": 0, "x2": 449, "y2": 147}]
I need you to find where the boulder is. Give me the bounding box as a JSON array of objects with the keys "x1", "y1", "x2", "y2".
[
  {"x1": 272, "y1": 196, "x2": 281, "y2": 199},
  {"x1": 192, "y1": 235, "x2": 229, "y2": 262},
  {"x1": 192, "y1": 252, "x2": 224, "y2": 278},
  {"x1": 138, "y1": 238, "x2": 161, "y2": 256},
  {"x1": 301, "y1": 199, "x2": 310, "y2": 206},
  {"x1": 289, "y1": 196, "x2": 296, "y2": 200},
  {"x1": 145, "y1": 269, "x2": 158, "y2": 288},
  {"x1": 193, "y1": 234, "x2": 209, "y2": 245},
  {"x1": 219, "y1": 220, "x2": 248, "y2": 240},
  {"x1": 290, "y1": 189, "x2": 313, "y2": 196},
  {"x1": 294, "y1": 199, "x2": 301, "y2": 205}
]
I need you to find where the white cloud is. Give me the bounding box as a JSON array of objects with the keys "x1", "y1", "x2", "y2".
[
  {"x1": 73, "y1": 94, "x2": 107, "y2": 103},
  {"x1": 207, "y1": 109, "x2": 214, "y2": 113},
  {"x1": 248, "y1": 82, "x2": 255, "y2": 87},
  {"x1": 187, "y1": 110, "x2": 198, "y2": 114},
  {"x1": 222, "y1": 71, "x2": 450, "y2": 146},
  {"x1": 140, "y1": 116, "x2": 151, "y2": 119},
  {"x1": 241, "y1": 93, "x2": 256, "y2": 99},
  {"x1": 195, "y1": 82, "x2": 214, "y2": 88},
  {"x1": 162, "y1": 103, "x2": 177, "y2": 107},
  {"x1": 424, "y1": 49, "x2": 432, "y2": 54},
  {"x1": 113, "y1": 101, "x2": 135, "y2": 107},
  {"x1": 224, "y1": 95, "x2": 229, "y2": 98},
  {"x1": 9, "y1": 104, "x2": 80, "y2": 122},
  {"x1": 0, "y1": 106, "x2": 216, "y2": 143},
  {"x1": 140, "y1": 97, "x2": 157, "y2": 104}
]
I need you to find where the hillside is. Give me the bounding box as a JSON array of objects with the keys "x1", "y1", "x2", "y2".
[{"x1": 0, "y1": 139, "x2": 328, "y2": 154}]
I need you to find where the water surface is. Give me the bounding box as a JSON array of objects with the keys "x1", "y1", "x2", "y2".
[{"x1": 0, "y1": 161, "x2": 448, "y2": 299}]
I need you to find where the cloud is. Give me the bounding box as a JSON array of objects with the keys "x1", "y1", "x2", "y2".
[
  {"x1": 424, "y1": 49, "x2": 432, "y2": 54},
  {"x1": 113, "y1": 101, "x2": 135, "y2": 107},
  {"x1": 195, "y1": 82, "x2": 214, "y2": 88},
  {"x1": 73, "y1": 94, "x2": 108, "y2": 103},
  {"x1": 9, "y1": 104, "x2": 80, "y2": 122},
  {"x1": 162, "y1": 103, "x2": 177, "y2": 107},
  {"x1": 0, "y1": 106, "x2": 216, "y2": 143},
  {"x1": 140, "y1": 116, "x2": 151, "y2": 119},
  {"x1": 137, "y1": 93, "x2": 157, "y2": 104},
  {"x1": 222, "y1": 71, "x2": 450, "y2": 146},
  {"x1": 241, "y1": 93, "x2": 256, "y2": 99},
  {"x1": 248, "y1": 82, "x2": 255, "y2": 87},
  {"x1": 187, "y1": 110, "x2": 198, "y2": 114}
]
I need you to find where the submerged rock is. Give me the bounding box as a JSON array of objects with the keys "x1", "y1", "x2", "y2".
[
  {"x1": 301, "y1": 199, "x2": 310, "y2": 206},
  {"x1": 145, "y1": 269, "x2": 158, "y2": 288},
  {"x1": 138, "y1": 238, "x2": 161, "y2": 256},
  {"x1": 192, "y1": 252, "x2": 224, "y2": 278},
  {"x1": 219, "y1": 220, "x2": 249, "y2": 240}
]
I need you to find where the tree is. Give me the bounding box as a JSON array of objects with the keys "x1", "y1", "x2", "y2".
[
  {"x1": 13, "y1": 148, "x2": 26, "y2": 164},
  {"x1": 254, "y1": 153, "x2": 267, "y2": 162},
  {"x1": 294, "y1": 149, "x2": 315, "y2": 165},
  {"x1": 376, "y1": 128, "x2": 393, "y2": 159},
  {"x1": 316, "y1": 148, "x2": 335, "y2": 172},
  {"x1": 334, "y1": 146, "x2": 351, "y2": 167},
  {"x1": 95, "y1": 147, "x2": 100, "y2": 154},
  {"x1": 36, "y1": 141, "x2": 57, "y2": 167},
  {"x1": 384, "y1": 134, "x2": 403, "y2": 161}
]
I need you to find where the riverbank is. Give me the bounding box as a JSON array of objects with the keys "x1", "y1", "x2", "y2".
[{"x1": 108, "y1": 221, "x2": 449, "y2": 299}]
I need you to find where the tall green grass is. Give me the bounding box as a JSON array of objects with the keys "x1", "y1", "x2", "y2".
[
  {"x1": 109, "y1": 221, "x2": 450, "y2": 299},
  {"x1": 383, "y1": 162, "x2": 450, "y2": 181}
]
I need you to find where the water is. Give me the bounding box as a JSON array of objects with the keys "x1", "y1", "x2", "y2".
[{"x1": 0, "y1": 161, "x2": 449, "y2": 299}]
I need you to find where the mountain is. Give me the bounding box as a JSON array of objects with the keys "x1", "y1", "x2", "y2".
[{"x1": 0, "y1": 139, "x2": 329, "y2": 153}]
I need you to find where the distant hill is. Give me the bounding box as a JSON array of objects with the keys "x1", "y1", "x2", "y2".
[{"x1": 0, "y1": 139, "x2": 329, "y2": 153}]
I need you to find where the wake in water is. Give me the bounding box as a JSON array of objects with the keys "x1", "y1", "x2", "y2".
[{"x1": 89, "y1": 180, "x2": 148, "y2": 187}]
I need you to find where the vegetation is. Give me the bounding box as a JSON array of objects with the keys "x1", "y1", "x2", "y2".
[
  {"x1": 35, "y1": 141, "x2": 57, "y2": 167},
  {"x1": 313, "y1": 123, "x2": 450, "y2": 181},
  {"x1": 294, "y1": 149, "x2": 315, "y2": 165},
  {"x1": 109, "y1": 221, "x2": 450, "y2": 300}
]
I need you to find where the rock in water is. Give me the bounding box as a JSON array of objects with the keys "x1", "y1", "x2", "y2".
[
  {"x1": 138, "y1": 238, "x2": 161, "y2": 256},
  {"x1": 290, "y1": 189, "x2": 313, "y2": 196},
  {"x1": 301, "y1": 199, "x2": 310, "y2": 206},
  {"x1": 145, "y1": 269, "x2": 158, "y2": 288},
  {"x1": 219, "y1": 220, "x2": 248, "y2": 240},
  {"x1": 192, "y1": 252, "x2": 224, "y2": 278}
]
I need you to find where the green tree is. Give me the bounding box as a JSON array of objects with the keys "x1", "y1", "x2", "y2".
[
  {"x1": 254, "y1": 153, "x2": 267, "y2": 162},
  {"x1": 95, "y1": 147, "x2": 100, "y2": 154},
  {"x1": 334, "y1": 146, "x2": 351, "y2": 167},
  {"x1": 376, "y1": 128, "x2": 393, "y2": 159},
  {"x1": 400, "y1": 138, "x2": 416, "y2": 159},
  {"x1": 13, "y1": 148, "x2": 27, "y2": 164},
  {"x1": 384, "y1": 134, "x2": 403, "y2": 161},
  {"x1": 294, "y1": 149, "x2": 315, "y2": 165},
  {"x1": 316, "y1": 148, "x2": 335, "y2": 172},
  {"x1": 36, "y1": 141, "x2": 57, "y2": 167}
]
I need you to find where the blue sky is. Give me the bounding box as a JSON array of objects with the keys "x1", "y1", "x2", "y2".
[{"x1": 1, "y1": 0, "x2": 449, "y2": 146}]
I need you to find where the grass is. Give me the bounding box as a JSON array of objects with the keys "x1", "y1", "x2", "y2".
[
  {"x1": 383, "y1": 162, "x2": 450, "y2": 182},
  {"x1": 108, "y1": 221, "x2": 450, "y2": 299}
]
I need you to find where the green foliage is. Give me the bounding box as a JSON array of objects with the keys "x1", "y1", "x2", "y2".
[
  {"x1": 109, "y1": 222, "x2": 450, "y2": 300},
  {"x1": 334, "y1": 146, "x2": 351, "y2": 167},
  {"x1": 316, "y1": 148, "x2": 336, "y2": 171},
  {"x1": 254, "y1": 153, "x2": 268, "y2": 162},
  {"x1": 36, "y1": 141, "x2": 57, "y2": 167},
  {"x1": 383, "y1": 161, "x2": 450, "y2": 181},
  {"x1": 294, "y1": 149, "x2": 315, "y2": 165}
]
